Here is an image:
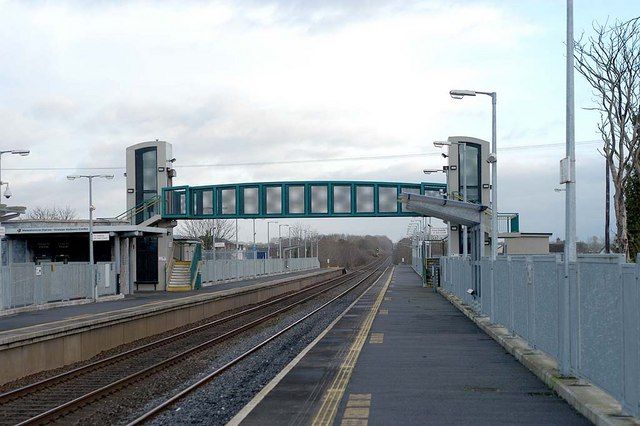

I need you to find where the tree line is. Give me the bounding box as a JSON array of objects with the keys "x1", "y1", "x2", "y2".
[{"x1": 575, "y1": 16, "x2": 640, "y2": 260}]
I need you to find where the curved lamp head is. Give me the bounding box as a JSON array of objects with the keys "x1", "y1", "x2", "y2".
[{"x1": 449, "y1": 89, "x2": 477, "y2": 99}]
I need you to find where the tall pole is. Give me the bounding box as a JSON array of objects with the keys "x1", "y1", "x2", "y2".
[
  {"x1": 235, "y1": 218, "x2": 239, "y2": 280},
  {"x1": 561, "y1": 0, "x2": 576, "y2": 376},
  {"x1": 67, "y1": 174, "x2": 112, "y2": 298},
  {"x1": 490, "y1": 92, "x2": 498, "y2": 324},
  {"x1": 252, "y1": 218, "x2": 256, "y2": 277},
  {"x1": 212, "y1": 223, "x2": 216, "y2": 281},
  {"x1": 267, "y1": 221, "x2": 277, "y2": 260},
  {"x1": 491, "y1": 93, "x2": 498, "y2": 260},
  {"x1": 88, "y1": 176, "x2": 96, "y2": 300},
  {"x1": 279, "y1": 226, "x2": 282, "y2": 259},
  {"x1": 461, "y1": 143, "x2": 468, "y2": 257},
  {"x1": 0, "y1": 150, "x2": 31, "y2": 274}
]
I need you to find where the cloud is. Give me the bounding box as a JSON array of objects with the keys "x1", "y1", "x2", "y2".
[{"x1": 0, "y1": 0, "x2": 613, "y2": 242}]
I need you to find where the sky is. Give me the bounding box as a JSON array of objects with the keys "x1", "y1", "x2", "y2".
[{"x1": 0, "y1": 0, "x2": 637, "y2": 244}]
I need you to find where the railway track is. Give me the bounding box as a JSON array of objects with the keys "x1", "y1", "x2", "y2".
[{"x1": 0, "y1": 260, "x2": 388, "y2": 425}]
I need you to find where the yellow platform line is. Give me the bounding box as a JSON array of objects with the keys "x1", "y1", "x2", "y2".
[{"x1": 312, "y1": 267, "x2": 394, "y2": 426}]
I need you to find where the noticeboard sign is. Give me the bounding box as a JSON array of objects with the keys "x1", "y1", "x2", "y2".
[{"x1": 92, "y1": 233, "x2": 110, "y2": 242}]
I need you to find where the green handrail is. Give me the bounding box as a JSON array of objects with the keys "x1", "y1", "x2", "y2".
[
  {"x1": 114, "y1": 195, "x2": 161, "y2": 223},
  {"x1": 190, "y1": 243, "x2": 202, "y2": 290}
]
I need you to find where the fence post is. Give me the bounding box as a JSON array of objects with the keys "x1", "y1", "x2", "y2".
[
  {"x1": 508, "y1": 256, "x2": 515, "y2": 336},
  {"x1": 559, "y1": 253, "x2": 571, "y2": 376},
  {"x1": 490, "y1": 258, "x2": 495, "y2": 322}
]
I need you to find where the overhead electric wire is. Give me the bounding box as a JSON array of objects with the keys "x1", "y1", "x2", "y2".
[{"x1": 1, "y1": 139, "x2": 601, "y2": 172}]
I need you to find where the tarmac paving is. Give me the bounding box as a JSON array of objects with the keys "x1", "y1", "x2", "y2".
[
  {"x1": 0, "y1": 269, "x2": 319, "y2": 332},
  {"x1": 240, "y1": 265, "x2": 589, "y2": 425}
]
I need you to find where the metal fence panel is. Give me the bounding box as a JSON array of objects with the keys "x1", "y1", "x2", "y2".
[
  {"x1": 531, "y1": 257, "x2": 560, "y2": 359},
  {"x1": 1, "y1": 262, "x2": 115, "y2": 311},
  {"x1": 509, "y1": 258, "x2": 530, "y2": 340},
  {"x1": 479, "y1": 259, "x2": 492, "y2": 316},
  {"x1": 200, "y1": 257, "x2": 319, "y2": 285},
  {"x1": 577, "y1": 261, "x2": 623, "y2": 400},
  {"x1": 621, "y1": 263, "x2": 639, "y2": 414},
  {"x1": 438, "y1": 255, "x2": 640, "y2": 418},
  {"x1": 493, "y1": 259, "x2": 511, "y2": 327}
]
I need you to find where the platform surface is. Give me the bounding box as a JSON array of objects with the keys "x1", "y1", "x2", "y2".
[
  {"x1": 242, "y1": 265, "x2": 588, "y2": 425},
  {"x1": 0, "y1": 269, "x2": 320, "y2": 333}
]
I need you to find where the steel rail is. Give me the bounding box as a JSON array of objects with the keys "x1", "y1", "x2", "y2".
[
  {"x1": 129, "y1": 262, "x2": 389, "y2": 425},
  {"x1": 12, "y1": 261, "x2": 385, "y2": 425},
  {"x1": 0, "y1": 267, "x2": 359, "y2": 405}
]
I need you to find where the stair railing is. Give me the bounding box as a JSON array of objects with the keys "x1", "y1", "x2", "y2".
[{"x1": 189, "y1": 243, "x2": 202, "y2": 290}]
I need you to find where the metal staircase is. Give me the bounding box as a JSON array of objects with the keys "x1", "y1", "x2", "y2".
[{"x1": 167, "y1": 260, "x2": 192, "y2": 292}]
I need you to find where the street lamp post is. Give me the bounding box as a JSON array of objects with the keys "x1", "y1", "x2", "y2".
[
  {"x1": 560, "y1": 0, "x2": 576, "y2": 377},
  {"x1": 67, "y1": 174, "x2": 114, "y2": 301},
  {"x1": 266, "y1": 221, "x2": 277, "y2": 259},
  {"x1": 278, "y1": 224, "x2": 289, "y2": 259},
  {"x1": 0, "y1": 150, "x2": 30, "y2": 277},
  {"x1": 449, "y1": 89, "x2": 498, "y2": 261},
  {"x1": 304, "y1": 231, "x2": 308, "y2": 258}
]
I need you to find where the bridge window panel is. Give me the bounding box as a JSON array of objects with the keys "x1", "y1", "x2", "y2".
[
  {"x1": 356, "y1": 186, "x2": 374, "y2": 213},
  {"x1": 165, "y1": 188, "x2": 187, "y2": 216},
  {"x1": 310, "y1": 185, "x2": 328, "y2": 214},
  {"x1": 399, "y1": 186, "x2": 420, "y2": 213},
  {"x1": 378, "y1": 186, "x2": 398, "y2": 213},
  {"x1": 220, "y1": 188, "x2": 237, "y2": 215},
  {"x1": 333, "y1": 185, "x2": 351, "y2": 213},
  {"x1": 266, "y1": 186, "x2": 282, "y2": 214},
  {"x1": 288, "y1": 186, "x2": 305, "y2": 214},
  {"x1": 202, "y1": 190, "x2": 214, "y2": 214},
  {"x1": 193, "y1": 189, "x2": 213, "y2": 216},
  {"x1": 401, "y1": 186, "x2": 420, "y2": 195},
  {"x1": 243, "y1": 187, "x2": 259, "y2": 215}
]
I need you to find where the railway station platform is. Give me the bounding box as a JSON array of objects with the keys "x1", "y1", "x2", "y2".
[
  {"x1": 236, "y1": 265, "x2": 588, "y2": 425},
  {"x1": 0, "y1": 267, "x2": 341, "y2": 386},
  {"x1": 0, "y1": 269, "x2": 321, "y2": 332}
]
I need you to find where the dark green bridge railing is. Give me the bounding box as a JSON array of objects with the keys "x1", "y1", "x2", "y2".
[{"x1": 162, "y1": 181, "x2": 447, "y2": 220}]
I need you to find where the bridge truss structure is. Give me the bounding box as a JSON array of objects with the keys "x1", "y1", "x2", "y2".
[{"x1": 162, "y1": 181, "x2": 447, "y2": 220}]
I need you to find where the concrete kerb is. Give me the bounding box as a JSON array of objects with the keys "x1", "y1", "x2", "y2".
[
  {"x1": 0, "y1": 268, "x2": 342, "y2": 348},
  {"x1": 437, "y1": 287, "x2": 638, "y2": 426},
  {"x1": 0, "y1": 294, "x2": 125, "y2": 318},
  {"x1": 0, "y1": 268, "x2": 342, "y2": 385}
]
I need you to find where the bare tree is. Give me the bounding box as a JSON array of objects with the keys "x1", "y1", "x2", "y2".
[
  {"x1": 27, "y1": 205, "x2": 78, "y2": 221},
  {"x1": 288, "y1": 223, "x2": 315, "y2": 257},
  {"x1": 574, "y1": 17, "x2": 640, "y2": 259},
  {"x1": 177, "y1": 219, "x2": 236, "y2": 250}
]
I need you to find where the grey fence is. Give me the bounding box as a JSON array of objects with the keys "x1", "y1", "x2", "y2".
[
  {"x1": 0, "y1": 262, "x2": 117, "y2": 311},
  {"x1": 200, "y1": 257, "x2": 320, "y2": 284},
  {"x1": 440, "y1": 254, "x2": 640, "y2": 417}
]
